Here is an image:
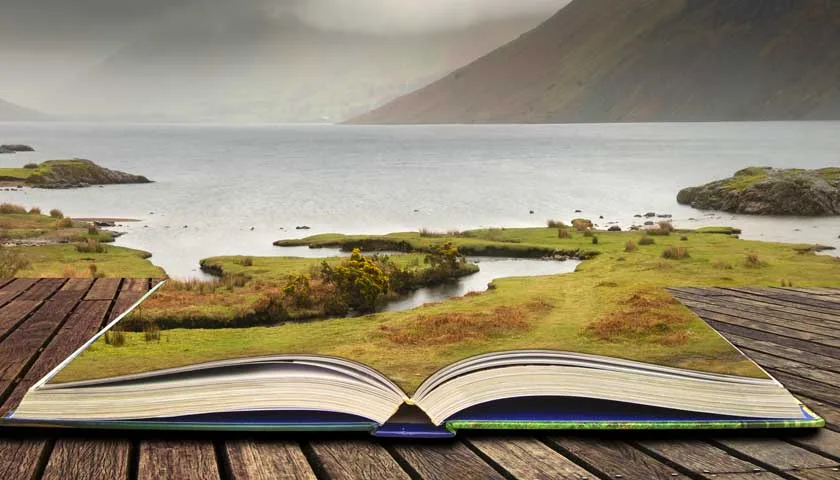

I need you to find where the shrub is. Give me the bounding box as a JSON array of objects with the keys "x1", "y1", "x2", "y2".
[
  {"x1": 547, "y1": 219, "x2": 566, "y2": 228},
  {"x1": 49, "y1": 209, "x2": 64, "y2": 219},
  {"x1": 558, "y1": 228, "x2": 571, "y2": 239},
  {"x1": 75, "y1": 238, "x2": 104, "y2": 253},
  {"x1": 283, "y1": 274, "x2": 314, "y2": 308},
  {"x1": 591, "y1": 236, "x2": 599, "y2": 245},
  {"x1": 321, "y1": 249, "x2": 390, "y2": 313},
  {"x1": 55, "y1": 218, "x2": 73, "y2": 228},
  {"x1": 583, "y1": 230, "x2": 594, "y2": 238},
  {"x1": 745, "y1": 254, "x2": 767, "y2": 268},
  {"x1": 662, "y1": 246, "x2": 690, "y2": 260},
  {"x1": 680, "y1": 236, "x2": 689, "y2": 241},
  {"x1": 0, "y1": 203, "x2": 27, "y2": 214},
  {"x1": 104, "y1": 329, "x2": 126, "y2": 347},
  {"x1": 638, "y1": 236, "x2": 655, "y2": 246},
  {"x1": 647, "y1": 221, "x2": 674, "y2": 236},
  {"x1": 88, "y1": 263, "x2": 98, "y2": 277},
  {"x1": 251, "y1": 293, "x2": 289, "y2": 322},
  {"x1": 144, "y1": 323, "x2": 161, "y2": 342},
  {"x1": 237, "y1": 256, "x2": 254, "y2": 267},
  {"x1": 624, "y1": 240, "x2": 637, "y2": 252},
  {"x1": 0, "y1": 246, "x2": 30, "y2": 277},
  {"x1": 87, "y1": 224, "x2": 99, "y2": 235},
  {"x1": 571, "y1": 218, "x2": 593, "y2": 232},
  {"x1": 780, "y1": 279, "x2": 794, "y2": 287},
  {"x1": 23, "y1": 163, "x2": 38, "y2": 169},
  {"x1": 28, "y1": 207, "x2": 41, "y2": 215}
]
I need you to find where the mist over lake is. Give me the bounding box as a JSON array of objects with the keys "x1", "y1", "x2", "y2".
[{"x1": 1, "y1": 121, "x2": 839, "y2": 278}]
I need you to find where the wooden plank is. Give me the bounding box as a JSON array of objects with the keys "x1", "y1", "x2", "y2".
[
  {"x1": 674, "y1": 290, "x2": 840, "y2": 330},
  {"x1": 50, "y1": 278, "x2": 94, "y2": 303},
  {"x1": 17, "y1": 278, "x2": 66, "y2": 301},
  {"x1": 714, "y1": 288, "x2": 840, "y2": 317},
  {"x1": 766, "y1": 369, "x2": 840, "y2": 408},
  {"x1": 706, "y1": 319, "x2": 840, "y2": 360},
  {"x1": 466, "y1": 436, "x2": 593, "y2": 479},
  {"x1": 714, "y1": 438, "x2": 840, "y2": 480},
  {"x1": 678, "y1": 297, "x2": 840, "y2": 339},
  {"x1": 121, "y1": 278, "x2": 149, "y2": 292},
  {"x1": 781, "y1": 288, "x2": 840, "y2": 296},
  {"x1": 638, "y1": 439, "x2": 784, "y2": 479},
  {"x1": 139, "y1": 441, "x2": 220, "y2": 480},
  {"x1": 674, "y1": 290, "x2": 840, "y2": 326},
  {"x1": 391, "y1": 441, "x2": 505, "y2": 480},
  {"x1": 108, "y1": 280, "x2": 150, "y2": 323},
  {"x1": 772, "y1": 288, "x2": 840, "y2": 304},
  {"x1": 224, "y1": 440, "x2": 316, "y2": 480},
  {"x1": 728, "y1": 288, "x2": 840, "y2": 311},
  {"x1": 0, "y1": 278, "x2": 39, "y2": 307},
  {"x1": 723, "y1": 333, "x2": 840, "y2": 373},
  {"x1": 739, "y1": 348, "x2": 840, "y2": 388},
  {"x1": 0, "y1": 438, "x2": 49, "y2": 480},
  {"x1": 42, "y1": 438, "x2": 130, "y2": 480},
  {"x1": 308, "y1": 440, "x2": 409, "y2": 480},
  {"x1": 0, "y1": 282, "x2": 90, "y2": 409},
  {"x1": 84, "y1": 277, "x2": 122, "y2": 301},
  {"x1": 0, "y1": 300, "x2": 111, "y2": 415},
  {"x1": 545, "y1": 437, "x2": 688, "y2": 479},
  {"x1": 786, "y1": 429, "x2": 840, "y2": 463},
  {"x1": 689, "y1": 307, "x2": 840, "y2": 349},
  {"x1": 0, "y1": 278, "x2": 15, "y2": 289},
  {"x1": 0, "y1": 279, "x2": 65, "y2": 339}
]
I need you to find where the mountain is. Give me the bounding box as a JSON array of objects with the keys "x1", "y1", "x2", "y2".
[
  {"x1": 0, "y1": 97, "x2": 46, "y2": 121},
  {"x1": 45, "y1": 10, "x2": 546, "y2": 123},
  {"x1": 352, "y1": 0, "x2": 840, "y2": 124}
]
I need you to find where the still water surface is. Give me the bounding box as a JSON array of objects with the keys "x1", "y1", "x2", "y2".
[{"x1": 1, "y1": 121, "x2": 838, "y2": 278}]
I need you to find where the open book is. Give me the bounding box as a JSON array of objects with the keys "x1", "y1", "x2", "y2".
[{"x1": 3, "y1": 282, "x2": 823, "y2": 438}]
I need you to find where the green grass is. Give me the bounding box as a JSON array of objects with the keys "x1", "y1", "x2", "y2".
[
  {"x1": 13, "y1": 244, "x2": 164, "y2": 278},
  {"x1": 200, "y1": 253, "x2": 429, "y2": 283},
  {"x1": 0, "y1": 168, "x2": 34, "y2": 180},
  {"x1": 52, "y1": 227, "x2": 840, "y2": 393}
]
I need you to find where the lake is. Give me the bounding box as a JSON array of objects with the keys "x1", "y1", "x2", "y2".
[{"x1": 1, "y1": 121, "x2": 839, "y2": 278}]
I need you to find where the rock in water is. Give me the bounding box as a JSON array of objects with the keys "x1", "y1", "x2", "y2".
[
  {"x1": 677, "y1": 167, "x2": 840, "y2": 216},
  {"x1": 22, "y1": 159, "x2": 151, "y2": 189},
  {"x1": 0, "y1": 144, "x2": 34, "y2": 153}
]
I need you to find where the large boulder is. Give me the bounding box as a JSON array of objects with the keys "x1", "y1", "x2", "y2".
[{"x1": 677, "y1": 167, "x2": 840, "y2": 216}]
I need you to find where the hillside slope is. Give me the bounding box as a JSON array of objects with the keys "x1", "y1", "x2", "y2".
[
  {"x1": 0, "y1": 98, "x2": 45, "y2": 121},
  {"x1": 352, "y1": 0, "x2": 840, "y2": 124}
]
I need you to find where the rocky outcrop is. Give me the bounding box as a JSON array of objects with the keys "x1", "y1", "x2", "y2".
[
  {"x1": 25, "y1": 159, "x2": 151, "y2": 189},
  {"x1": 677, "y1": 167, "x2": 840, "y2": 216}
]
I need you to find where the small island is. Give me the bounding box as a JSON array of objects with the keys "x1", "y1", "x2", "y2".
[
  {"x1": 677, "y1": 167, "x2": 840, "y2": 216},
  {"x1": 0, "y1": 144, "x2": 35, "y2": 154},
  {"x1": 0, "y1": 159, "x2": 151, "y2": 189}
]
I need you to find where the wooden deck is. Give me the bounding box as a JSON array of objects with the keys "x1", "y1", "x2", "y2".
[{"x1": 0, "y1": 279, "x2": 838, "y2": 479}]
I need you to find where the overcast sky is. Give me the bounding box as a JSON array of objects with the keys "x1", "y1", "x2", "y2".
[
  {"x1": 0, "y1": 0, "x2": 569, "y2": 37},
  {"x1": 0, "y1": 0, "x2": 570, "y2": 116}
]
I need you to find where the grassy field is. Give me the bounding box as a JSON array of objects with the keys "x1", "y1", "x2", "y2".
[
  {"x1": 126, "y1": 253, "x2": 475, "y2": 329},
  {"x1": 53, "y1": 226, "x2": 840, "y2": 393},
  {"x1": 0, "y1": 168, "x2": 34, "y2": 180},
  {"x1": 14, "y1": 244, "x2": 164, "y2": 278},
  {"x1": 1, "y1": 206, "x2": 163, "y2": 278}
]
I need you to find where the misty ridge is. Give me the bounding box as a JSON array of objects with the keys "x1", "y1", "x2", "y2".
[{"x1": 0, "y1": 0, "x2": 569, "y2": 123}]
